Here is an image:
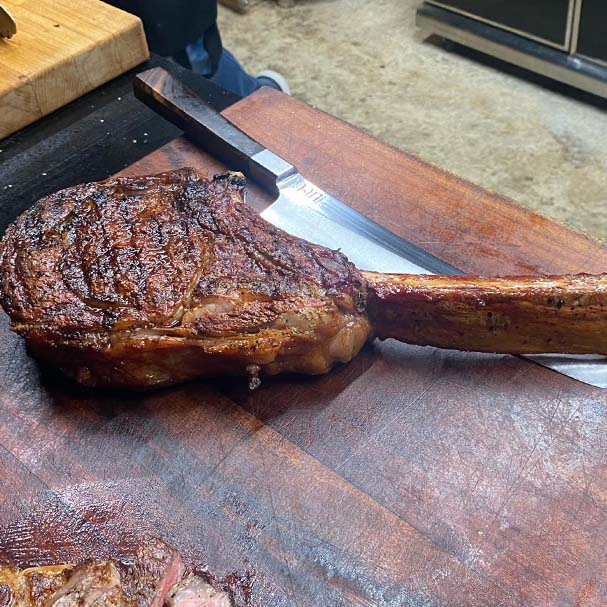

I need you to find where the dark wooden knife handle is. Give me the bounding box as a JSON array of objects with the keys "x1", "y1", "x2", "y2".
[{"x1": 134, "y1": 67, "x2": 297, "y2": 193}]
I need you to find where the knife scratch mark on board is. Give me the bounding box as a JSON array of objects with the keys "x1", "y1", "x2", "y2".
[
  {"x1": 334, "y1": 376, "x2": 442, "y2": 472},
  {"x1": 490, "y1": 388, "x2": 565, "y2": 525},
  {"x1": 257, "y1": 437, "x2": 301, "y2": 607}
]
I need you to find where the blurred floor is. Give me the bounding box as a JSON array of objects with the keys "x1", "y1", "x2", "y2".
[{"x1": 218, "y1": 0, "x2": 607, "y2": 243}]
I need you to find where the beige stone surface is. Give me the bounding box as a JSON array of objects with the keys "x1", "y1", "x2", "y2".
[{"x1": 218, "y1": 0, "x2": 607, "y2": 243}]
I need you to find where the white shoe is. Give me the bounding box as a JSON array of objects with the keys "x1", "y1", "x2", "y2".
[{"x1": 256, "y1": 70, "x2": 291, "y2": 95}]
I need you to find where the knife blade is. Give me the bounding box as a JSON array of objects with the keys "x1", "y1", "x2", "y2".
[{"x1": 133, "y1": 66, "x2": 607, "y2": 388}]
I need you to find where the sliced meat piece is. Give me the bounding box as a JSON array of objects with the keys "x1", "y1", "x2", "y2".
[
  {"x1": 0, "y1": 584, "x2": 11, "y2": 607},
  {"x1": 165, "y1": 575, "x2": 231, "y2": 607},
  {"x1": 43, "y1": 561, "x2": 130, "y2": 606},
  {"x1": 0, "y1": 542, "x2": 240, "y2": 607},
  {"x1": 121, "y1": 539, "x2": 185, "y2": 607},
  {"x1": 0, "y1": 567, "x2": 22, "y2": 607},
  {"x1": 25, "y1": 565, "x2": 75, "y2": 606},
  {"x1": 1, "y1": 564, "x2": 76, "y2": 607}
]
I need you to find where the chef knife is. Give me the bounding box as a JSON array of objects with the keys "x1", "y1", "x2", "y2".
[{"x1": 134, "y1": 66, "x2": 607, "y2": 388}]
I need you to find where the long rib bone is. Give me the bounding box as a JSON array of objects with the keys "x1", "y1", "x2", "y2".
[{"x1": 365, "y1": 272, "x2": 607, "y2": 354}]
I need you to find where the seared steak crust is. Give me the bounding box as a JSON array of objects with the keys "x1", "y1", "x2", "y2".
[{"x1": 0, "y1": 169, "x2": 371, "y2": 388}]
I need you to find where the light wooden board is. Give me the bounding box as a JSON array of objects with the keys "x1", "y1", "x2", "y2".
[{"x1": 0, "y1": 0, "x2": 148, "y2": 139}]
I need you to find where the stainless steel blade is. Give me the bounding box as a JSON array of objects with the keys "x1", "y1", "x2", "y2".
[
  {"x1": 261, "y1": 174, "x2": 607, "y2": 389},
  {"x1": 261, "y1": 173, "x2": 457, "y2": 275}
]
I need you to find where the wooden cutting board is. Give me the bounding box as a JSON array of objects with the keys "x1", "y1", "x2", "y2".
[
  {"x1": 0, "y1": 0, "x2": 148, "y2": 139},
  {"x1": 2, "y1": 88, "x2": 607, "y2": 606}
]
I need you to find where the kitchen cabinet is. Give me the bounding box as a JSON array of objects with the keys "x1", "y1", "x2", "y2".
[
  {"x1": 417, "y1": 0, "x2": 607, "y2": 98},
  {"x1": 428, "y1": 0, "x2": 573, "y2": 48},
  {"x1": 575, "y1": 0, "x2": 607, "y2": 63}
]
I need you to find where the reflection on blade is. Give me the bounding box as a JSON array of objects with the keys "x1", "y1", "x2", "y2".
[
  {"x1": 261, "y1": 175, "x2": 457, "y2": 275},
  {"x1": 261, "y1": 176, "x2": 607, "y2": 389},
  {"x1": 526, "y1": 355, "x2": 607, "y2": 389}
]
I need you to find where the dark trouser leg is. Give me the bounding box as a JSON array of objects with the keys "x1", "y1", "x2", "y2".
[
  {"x1": 187, "y1": 38, "x2": 281, "y2": 96},
  {"x1": 209, "y1": 49, "x2": 264, "y2": 96}
]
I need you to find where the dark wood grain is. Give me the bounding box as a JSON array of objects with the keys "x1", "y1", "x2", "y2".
[{"x1": 2, "y1": 88, "x2": 607, "y2": 607}]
